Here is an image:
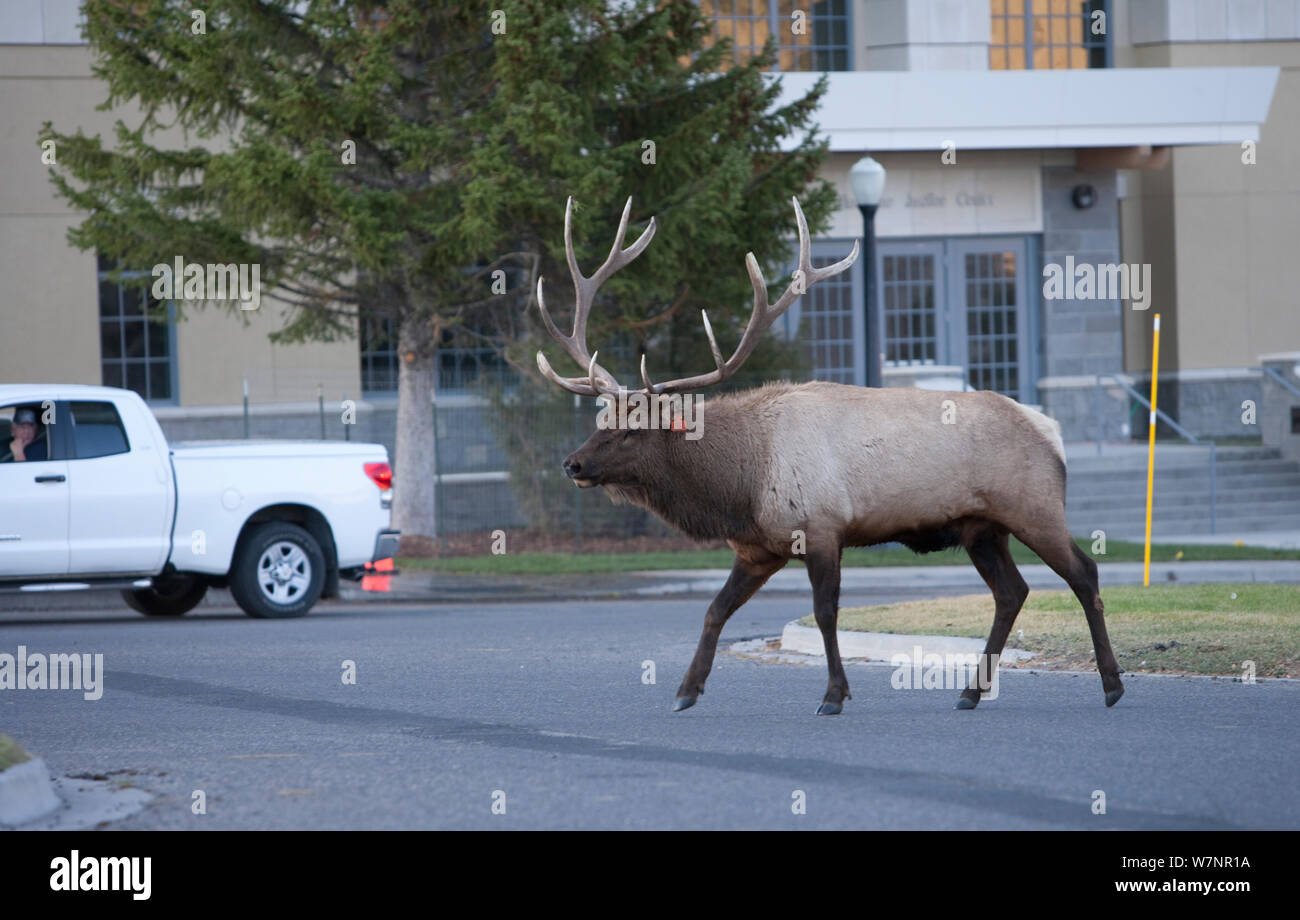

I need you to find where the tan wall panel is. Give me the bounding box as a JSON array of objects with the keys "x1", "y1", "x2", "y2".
[
  {"x1": 1119, "y1": 170, "x2": 1151, "y2": 372},
  {"x1": 1168, "y1": 40, "x2": 1300, "y2": 68},
  {"x1": 1121, "y1": 40, "x2": 1300, "y2": 369},
  {"x1": 0, "y1": 218, "x2": 99, "y2": 383},
  {"x1": 1168, "y1": 42, "x2": 1300, "y2": 367},
  {"x1": 1241, "y1": 187, "x2": 1300, "y2": 362},
  {"x1": 1128, "y1": 159, "x2": 1179, "y2": 372},
  {"x1": 0, "y1": 47, "x2": 148, "y2": 216},
  {"x1": 1124, "y1": 43, "x2": 1173, "y2": 68},
  {"x1": 1, "y1": 46, "x2": 361, "y2": 403},
  {"x1": 1170, "y1": 188, "x2": 1253, "y2": 366},
  {"x1": 174, "y1": 302, "x2": 360, "y2": 406}
]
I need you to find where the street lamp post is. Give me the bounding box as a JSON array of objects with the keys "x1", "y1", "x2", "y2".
[{"x1": 850, "y1": 156, "x2": 886, "y2": 388}]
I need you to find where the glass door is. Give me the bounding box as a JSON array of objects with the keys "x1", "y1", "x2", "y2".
[
  {"x1": 880, "y1": 241, "x2": 946, "y2": 368},
  {"x1": 781, "y1": 240, "x2": 865, "y2": 385},
  {"x1": 949, "y1": 238, "x2": 1029, "y2": 401},
  {"x1": 876, "y1": 237, "x2": 1031, "y2": 401}
]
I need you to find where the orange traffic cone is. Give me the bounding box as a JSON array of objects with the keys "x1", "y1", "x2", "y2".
[{"x1": 361, "y1": 556, "x2": 394, "y2": 592}]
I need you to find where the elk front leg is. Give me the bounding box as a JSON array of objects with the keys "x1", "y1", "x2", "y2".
[
  {"x1": 805, "y1": 546, "x2": 850, "y2": 715},
  {"x1": 674, "y1": 552, "x2": 785, "y2": 712}
]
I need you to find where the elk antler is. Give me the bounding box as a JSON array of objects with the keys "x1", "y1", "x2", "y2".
[
  {"x1": 639, "y1": 197, "x2": 858, "y2": 394},
  {"x1": 535, "y1": 196, "x2": 656, "y2": 398},
  {"x1": 536, "y1": 196, "x2": 858, "y2": 398}
]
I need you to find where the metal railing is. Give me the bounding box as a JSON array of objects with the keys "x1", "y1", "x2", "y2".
[
  {"x1": 237, "y1": 378, "x2": 356, "y2": 441},
  {"x1": 1094, "y1": 373, "x2": 1217, "y2": 534}
]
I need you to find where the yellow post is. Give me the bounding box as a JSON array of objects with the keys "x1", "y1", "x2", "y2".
[{"x1": 1143, "y1": 314, "x2": 1161, "y2": 586}]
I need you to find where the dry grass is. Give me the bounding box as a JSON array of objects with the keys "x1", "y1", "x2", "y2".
[
  {"x1": 806, "y1": 583, "x2": 1300, "y2": 678},
  {"x1": 0, "y1": 734, "x2": 33, "y2": 771}
]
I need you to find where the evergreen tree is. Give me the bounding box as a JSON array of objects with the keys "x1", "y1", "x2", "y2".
[{"x1": 42, "y1": 0, "x2": 838, "y2": 550}]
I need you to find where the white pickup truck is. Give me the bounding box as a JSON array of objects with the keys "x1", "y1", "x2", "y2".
[{"x1": 0, "y1": 385, "x2": 399, "y2": 618}]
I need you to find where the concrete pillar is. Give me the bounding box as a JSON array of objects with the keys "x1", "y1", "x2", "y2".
[
  {"x1": 859, "y1": 0, "x2": 990, "y2": 70},
  {"x1": 1260, "y1": 353, "x2": 1300, "y2": 460}
]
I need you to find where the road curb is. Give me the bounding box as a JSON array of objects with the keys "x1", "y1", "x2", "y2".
[
  {"x1": 779, "y1": 621, "x2": 1036, "y2": 663},
  {"x1": 342, "y1": 559, "x2": 1300, "y2": 604},
  {"x1": 7, "y1": 560, "x2": 1300, "y2": 611}
]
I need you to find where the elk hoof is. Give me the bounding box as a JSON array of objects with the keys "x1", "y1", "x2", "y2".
[
  {"x1": 954, "y1": 696, "x2": 978, "y2": 710},
  {"x1": 1105, "y1": 687, "x2": 1125, "y2": 708},
  {"x1": 815, "y1": 701, "x2": 842, "y2": 716},
  {"x1": 672, "y1": 696, "x2": 697, "y2": 712}
]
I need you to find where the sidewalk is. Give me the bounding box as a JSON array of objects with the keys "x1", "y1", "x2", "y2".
[
  {"x1": 7, "y1": 560, "x2": 1297, "y2": 612},
  {"x1": 338, "y1": 559, "x2": 1300, "y2": 604},
  {"x1": 1147, "y1": 531, "x2": 1300, "y2": 550}
]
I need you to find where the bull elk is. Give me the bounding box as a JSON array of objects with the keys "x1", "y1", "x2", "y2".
[{"x1": 536, "y1": 196, "x2": 1124, "y2": 715}]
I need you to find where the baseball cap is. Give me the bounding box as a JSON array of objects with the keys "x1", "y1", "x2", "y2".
[{"x1": 13, "y1": 408, "x2": 37, "y2": 425}]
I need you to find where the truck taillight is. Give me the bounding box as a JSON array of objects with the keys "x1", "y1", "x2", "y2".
[{"x1": 364, "y1": 462, "x2": 393, "y2": 490}]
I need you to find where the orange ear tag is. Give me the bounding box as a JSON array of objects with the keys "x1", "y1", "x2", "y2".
[{"x1": 670, "y1": 415, "x2": 686, "y2": 433}]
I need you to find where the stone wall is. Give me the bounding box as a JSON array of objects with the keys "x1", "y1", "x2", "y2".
[
  {"x1": 1039, "y1": 167, "x2": 1126, "y2": 380},
  {"x1": 1037, "y1": 375, "x2": 1135, "y2": 443}
]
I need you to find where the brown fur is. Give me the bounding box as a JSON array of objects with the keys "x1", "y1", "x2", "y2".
[{"x1": 564, "y1": 380, "x2": 1124, "y2": 713}]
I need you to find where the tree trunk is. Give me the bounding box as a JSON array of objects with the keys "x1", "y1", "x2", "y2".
[{"x1": 392, "y1": 320, "x2": 438, "y2": 556}]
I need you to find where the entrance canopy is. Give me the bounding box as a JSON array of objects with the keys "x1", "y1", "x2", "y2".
[{"x1": 771, "y1": 67, "x2": 1279, "y2": 152}]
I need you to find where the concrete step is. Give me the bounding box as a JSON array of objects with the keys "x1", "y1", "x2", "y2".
[
  {"x1": 1091, "y1": 518, "x2": 1300, "y2": 538},
  {"x1": 1068, "y1": 472, "x2": 1300, "y2": 493},
  {"x1": 1058, "y1": 444, "x2": 1299, "y2": 535},
  {"x1": 1065, "y1": 445, "x2": 1282, "y2": 467},
  {"x1": 1068, "y1": 511, "x2": 1300, "y2": 532},
  {"x1": 1068, "y1": 487, "x2": 1300, "y2": 511},
  {"x1": 1068, "y1": 460, "x2": 1300, "y2": 480},
  {"x1": 1071, "y1": 496, "x2": 1300, "y2": 517}
]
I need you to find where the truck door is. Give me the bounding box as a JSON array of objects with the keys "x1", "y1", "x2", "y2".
[
  {"x1": 66, "y1": 399, "x2": 171, "y2": 575},
  {"x1": 0, "y1": 400, "x2": 70, "y2": 577}
]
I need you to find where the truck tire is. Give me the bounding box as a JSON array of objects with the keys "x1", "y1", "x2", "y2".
[
  {"x1": 229, "y1": 521, "x2": 325, "y2": 619},
  {"x1": 121, "y1": 575, "x2": 208, "y2": 617}
]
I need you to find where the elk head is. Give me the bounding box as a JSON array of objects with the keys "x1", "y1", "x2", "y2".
[{"x1": 536, "y1": 195, "x2": 858, "y2": 490}]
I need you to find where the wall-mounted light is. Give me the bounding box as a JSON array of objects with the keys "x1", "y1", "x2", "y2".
[{"x1": 1071, "y1": 184, "x2": 1096, "y2": 210}]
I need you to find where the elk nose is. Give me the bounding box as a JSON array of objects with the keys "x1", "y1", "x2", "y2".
[{"x1": 563, "y1": 457, "x2": 582, "y2": 478}]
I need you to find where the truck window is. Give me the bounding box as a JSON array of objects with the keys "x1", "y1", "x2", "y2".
[{"x1": 70, "y1": 401, "x2": 131, "y2": 459}]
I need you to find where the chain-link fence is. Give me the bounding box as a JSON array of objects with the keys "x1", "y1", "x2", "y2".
[{"x1": 150, "y1": 362, "x2": 782, "y2": 555}]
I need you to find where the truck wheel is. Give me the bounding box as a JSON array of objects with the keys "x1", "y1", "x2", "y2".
[
  {"x1": 122, "y1": 575, "x2": 208, "y2": 617},
  {"x1": 229, "y1": 522, "x2": 325, "y2": 619}
]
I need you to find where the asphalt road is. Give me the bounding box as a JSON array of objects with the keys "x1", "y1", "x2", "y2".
[{"x1": 3, "y1": 588, "x2": 1296, "y2": 829}]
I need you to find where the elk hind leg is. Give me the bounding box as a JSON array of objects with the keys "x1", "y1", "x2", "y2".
[
  {"x1": 1019, "y1": 527, "x2": 1124, "y2": 707},
  {"x1": 957, "y1": 527, "x2": 1028, "y2": 710}
]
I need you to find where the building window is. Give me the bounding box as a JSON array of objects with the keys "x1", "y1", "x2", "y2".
[
  {"x1": 963, "y1": 250, "x2": 1021, "y2": 399},
  {"x1": 882, "y1": 253, "x2": 939, "y2": 365},
  {"x1": 702, "y1": 0, "x2": 851, "y2": 71},
  {"x1": 785, "y1": 253, "x2": 857, "y2": 384},
  {"x1": 359, "y1": 316, "x2": 515, "y2": 395},
  {"x1": 359, "y1": 315, "x2": 400, "y2": 394},
  {"x1": 990, "y1": 0, "x2": 1110, "y2": 70},
  {"x1": 98, "y1": 255, "x2": 175, "y2": 402}
]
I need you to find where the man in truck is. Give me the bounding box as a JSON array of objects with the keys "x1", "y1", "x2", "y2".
[{"x1": 2, "y1": 407, "x2": 48, "y2": 462}]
